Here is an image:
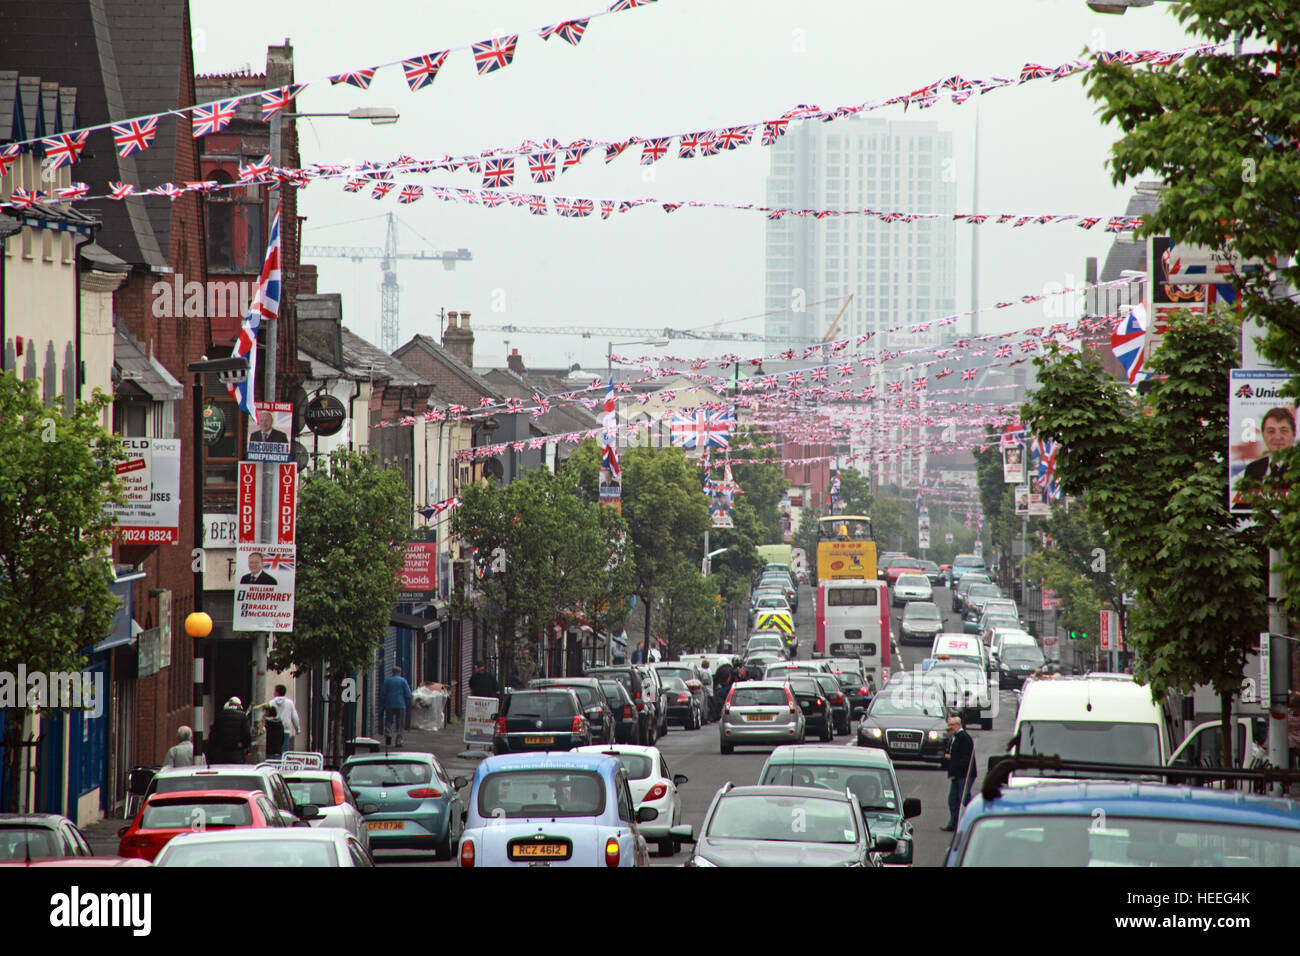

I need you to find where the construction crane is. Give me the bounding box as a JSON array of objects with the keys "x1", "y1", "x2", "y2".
[{"x1": 303, "y1": 213, "x2": 472, "y2": 352}]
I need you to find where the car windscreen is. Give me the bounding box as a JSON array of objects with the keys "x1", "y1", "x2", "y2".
[
  {"x1": 921, "y1": 562, "x2": 940, "y2": 575},
  {"x1": 708, "y1": 794, "x2": 858, "y2": 844},
  {"x1": 958, "y1": 576, "x2": 990, "y2": 590},
  {"x1": 604, "y1": 753, "x2": 652, "y2": 780},
  {"x1": 889, "y1": 559, "x2": 925, "y2": 570},
  {"x1": 1002, "y1": 647, "x2": 1045, "y2": 665},
  {"x1": 904, "y1": 604, "x2": 942, "y2": 622},
  {"x1": 655, "y1": 669, "x2": 693, "y2": 684},
  {"x1": 504, "y1": 691, "x2": 576, "y2": 718},
  {"x1": 477, "y1": 769, "x2": 606, "y2": 818},
  {"x1": 536, "y1": 684, "x2": 599, "y2": 708},
  {"x1": 1018, "y1": 720, "x2": 1161, "y2": 769},
  {"x1": 153, "y1": 774, "x2": 265, "y2": 796},
  {"x1": 896, "y1": 574, "x2": 928, "y2": 586},
  {"x1": 589, "y1": 670, "x2": 634, "y2": 692},
  {"x1": 929, "y1": 665, "x2": 987, "y2": 690},
  {"x1": 0, "y1": 826, "x2": 60, "y2": 859},
  {"x1": 757, "y1": 596, "x2": 788, "y2": 607},
  {"x1": 787, "y1": 679, "x2": 821, "y2": 697},
  {"x1": 967, "y1": 584, "x2": 1001, "y2": 598},
  {"x1": 662, "y1": 678, "x2": 689, "y2": 693},
  {"x1": 343, "y1": 761, "x2": 433, "y2": 787},
  {"x1": 284, "y1": 780, "x2": 336, "y2": 807},
  {"x1": 158, "y1": 839, "x2": 336, "y2": 867},
  {"x1": 954, "y1": 556, "x2": 985, "y2": 568},
  {"x1": 599, "y1": 681, "x2": 628, "y2": 703},
  {"x1": 142, "y1": 799, "x2": 253, "y2": 829},
  {"x1": 960, "y1": 815, "x2": 1300, "y2": 867},
  {"x1": 761, "y1": 765, "x2": 898, "y2": 813},
  {"x1": 731, "y1": 687, "x2": 788, "y2": 707},
  {"x1": 869, "y1": 683, "x2": 946, "y2": 717}
]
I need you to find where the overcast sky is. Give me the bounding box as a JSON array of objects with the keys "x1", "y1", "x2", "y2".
[{"x1": 191, "y1": 0, "x2": 1193, "y2": 372}]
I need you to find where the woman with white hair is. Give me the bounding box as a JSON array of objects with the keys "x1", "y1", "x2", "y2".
[
  {"x1": 162, "y1": 725, "x2": 196, "y2": 768},
  {"x1": 207, "y1": 697, "x2": 253, "y2": 764}
]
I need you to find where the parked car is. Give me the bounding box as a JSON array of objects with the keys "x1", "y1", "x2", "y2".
[
  {"x1": 0, "y1": 814, "x2": 93, "y2": 862},
  {"x1": 857, "y1": 673, "x2": 953, "y2": 763},
  {"x1": 586, "y1": 666, "x2": 656, "y2": 745},
  {"x1": 281, "y1": 769, "x2": 371, "y2": 851},
  {"x1": 341, "y1": 752, "x2": 468, "y2": 858},
  {"x1": 651, "y1": 663, "x2": 711, "y2": 724},
  {"x1": 758, "y1": 744, "x2": 921, "y2": 864},
  {"x1": 952, "y1": 573, "x2": 993, "y2": 614},
  {"x1": 458, "y1": 752, "x2": 686, "y2": 867},
  {"x1": 492, "y1": 689, "x2": 594, "y2": 755},
  {"x1": 686, "y1": 783, "x2": 889, "y2": 867},
  {"x1": 813, "y1": 673, "x2": 853, "y2": 736},
  {"x1": 576, "y1": 744, "x2": 690, "y2": 856},
  {"x1": 145, "y1": 765, "x2": 306, "y2": 826},
  {"x1": 899, "y1": 600, "x2": 944, "y2": 646},
  {"x1": 529, "y1": 678, "x2": 617, "y2": 744},
  {"x1": 117, "y1": 789, "x2": 286, "y2": 862},
  {"x1": 596, "y1": 679, "x2": 640, "y2": 744},
  {"x1": 719, "y1": 681, "x2": 806, "y2": 753},
  {"x1": 153, "y1": 827, "x2": 374, "y2": 867},
  {"x1": 892, "y1": 572, "x2": 933, "y2": 607}
]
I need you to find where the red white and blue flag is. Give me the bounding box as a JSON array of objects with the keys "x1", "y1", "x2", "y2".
[
  {"x1": 473, "y1": 35, "x2": 519, "y2": 74},
  {"x1": 228, "y1": 203, "x2": 282, "y2": 416},
  {"x1": 239, "y1": 155, "x2": 272, "y2": 182},
  {"x1": 329, "y1": 68, "x2": 377, "y2": 89},
  {"x1": 192, "y1": 100, "x2": 237, "y2": 137},
  {"x1": 40, "y1": 132, "x2": 89, "y2": 169},
  {"x1": 1110, "y1": 304, "x2": 1147, "y2": 384},
  {"x1": 403, "y1": 52, "x2": 449, "y2": 91},
  {"x1": 1032, "y1": 437, "x2": 1062, "y2": 501},
  {"x1": 398, "y1": 185, "x2": 424, "y2": 204},
  {"x1": 670, "y1": 409, "x2": 734, "y2": 449},
  {"x1": 482, "y1": 157, "x2": 515, "y2": 188},
  {"x1": 540, "y1": 18, "x2": 589, "y2": 45},
  {"x1": 602, "y1": 377, "x2": 621, "y2": 482},
  {"x1": 261, "y1": 86, "x2": 301, "y2": 121},
  {"x1": 528, "y1": 151, "x2": 558, "y2": 183},
  {"x1": 0, "y1": 144, "x2": 20, "y2": 178},
  {"x1": 112, "y1": 118, "x2": 158, "y2": 158}
]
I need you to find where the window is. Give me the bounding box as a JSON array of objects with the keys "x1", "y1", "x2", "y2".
[{"x1": 617, "y1": 778, "x2": 634, "y2": 823}]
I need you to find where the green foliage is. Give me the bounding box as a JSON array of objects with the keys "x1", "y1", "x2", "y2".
[
  {"x1": 653, "y1": 563, "x2": 721, "y2": 657},
  {"x1": 560, "y1": 439, "x2": 601, "y2": 503},
  {"x1": 833, "y1": 467, "x2": 873, "y2": 516},
  {"x1": 0, "y1": 377, "x2": 124, "y2": 678},
  {"x1": 265, "y1": 449, "x2": 410, "y2": 756}
]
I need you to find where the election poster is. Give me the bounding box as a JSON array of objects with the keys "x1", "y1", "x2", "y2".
[
  {"x1": 107, "y1": 438, "x2": 181, "y2": 544},
  {"x1": 233, "y1": 544, "x2": 295, "y2": 632},
  {"x1": 1228, "y1": 369, "x2": 1295, "y2": 514},
  {"x1": 1002, "y1": 443, "x2": 1026, "y2": 483},
  {"x1": 246, "y1": 400, "x2": 293, "y2": 463}
]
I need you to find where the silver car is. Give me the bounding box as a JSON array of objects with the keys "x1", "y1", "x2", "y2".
[
  {"x1": 719, "y1": 682, "x2": 806, "y2": 754},
  {"x1": 282, "y1": 770, "x2": 370, "y2": 852},
  {"x1": 892, "y1": 573, "x2": 933, "y2": 607},
  {"x1": 153, "y1": 827, "x2": 374, "y2": 867}
]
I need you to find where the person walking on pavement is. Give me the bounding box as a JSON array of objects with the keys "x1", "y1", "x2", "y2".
[
  {"x1": 266, "y1": 683, "x2": 301, "y2": 756},
  {"x1": 940, "y1": 715, "x2": 974, "y2": 831},
  {"x1": 162, "y1": 725, "x2": 198, "y2": 768},
  {"x1": 468, "y1": 662, "x2": 499, "y2": 700},
  {"x1": 382, "y1": 666, "x2": 413, "y2": 748},
  {"x1": 514, "y1": 646, "x2": 538, "y2": 689},
  {"x1": 208, "y1": 698, "x2": 253, "y2": 764}
]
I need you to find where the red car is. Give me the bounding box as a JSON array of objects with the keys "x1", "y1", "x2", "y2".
[
  {"x1": 884, "y1": 559, "x2": 927, "y2": 586},
  {"x1": 117, "y1": 790, "x2": 283, "y2": 862}
]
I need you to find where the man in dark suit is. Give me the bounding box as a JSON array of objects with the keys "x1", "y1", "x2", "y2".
[
  {"x1": 250, "y1": 409, "x2": 289, "y2": 445},
  {"x1": 240, "y1": 551, "x2": 278, "y2": 585},
  {"x1": 941, "y1": 715, "x2": 974, "y2": 831},
  {"x1": 1243, "y1": 407, "x2": 1295, "y2": 482}
]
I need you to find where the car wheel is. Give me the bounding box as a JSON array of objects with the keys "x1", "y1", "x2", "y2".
[{"x1": 433, "y1": 826, "x2": 454, "y2": 861}]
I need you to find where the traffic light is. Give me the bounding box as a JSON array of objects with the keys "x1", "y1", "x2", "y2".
[{"x1": 1068, "y1": 630, "x2": 1088, "y2": 641}]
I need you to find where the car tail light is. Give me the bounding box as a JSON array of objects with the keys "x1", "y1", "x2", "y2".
[
  {"x1": 407, "y1": 787, "x2": 443, "y2": 799},
  {"x1": 495, "y1": 717, "x2": 507, "y2": 735},
  {"x1": 786, "y1": 688, "x2": 796, "y2": 714},
  {"x1": 605, "y1": 837, "x2": 621, "y2": 867},
  {"x1": 331, "y1": 777, "x2": 346, "y2": 806},
  {"x1": 816, "y1": 699, "x2": 825, "y2": 708},
  {"x1": 460, "y1": 839, "x2": 475, "y2": 868},
  {"x1": 831, "y1": 693, "x2": 843, "y2": 704},
  {"x1": 622, "y1": 704, "x2": 633, "y2": 719},
  {"x1": 725, "y1": 687, "x2": 736, "y2": 715},
  {"x1": 686, "y1": 680, "x2": 701, "y2": 690},
  {"x1": 860, "y1": 686, "x2": 871, "y2": 697},
  {"x1": 676, "y1": 694, "x2": 689, "y2": 704},
  {"x1": 572, "y1": 715, "x2": 586, "y2": 734},
  {"x1": 645, "y1": 782, "x2": 668, "y2": 802}
]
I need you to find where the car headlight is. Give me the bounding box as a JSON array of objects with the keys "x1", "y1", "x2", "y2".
[
  {"x1": 927, "y1": 730, "x2": 941, "y2": 739},
  {"x1": 869, "y1": 727, "x2": 883, "y2": 738}
]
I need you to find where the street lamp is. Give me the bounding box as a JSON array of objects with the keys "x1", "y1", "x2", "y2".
[
  {"x1": 606, "y1": 337, "x2": 669, "y2": 450},
  {"x1": 283, "y1": 106, "x2": 401, "y2": 125},
  {"x1": 1086, "y1": 0, "x2": 1155, "y2": 11}
]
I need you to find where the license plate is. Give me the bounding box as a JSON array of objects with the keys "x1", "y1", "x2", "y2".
[
  {"x1": 510, "y1": 843, "x2": 567, "y2": 860},
  {"x1": 747, "y1": 714, "x2": 775, "y2": 722},
  {"x1": 367, "y1": 821, "x2": 403, "y2": 831},
  {"x1": 523, "y1": 736, "x2": 554, "y2": 745}
]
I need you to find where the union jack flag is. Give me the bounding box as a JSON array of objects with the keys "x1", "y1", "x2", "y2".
[
  {"x1": 343, "y1": 179, "x2": 365, "y2": 192},
  {"x1": 1032, "y1": 438, "x2": 1062, "y2": 500},
  {"x1": 260, "y1": 85, "x2": 301, "y2": 121},
  {"x1": 1094, "y1": 50, "x2": 1127, "y2": 66},
  {"x1": 677, "y1": 132, "x2": 702, "y2": 158},
  {"x1": 0, "y1": 143, "x2": 20, "y2": 179},
  {"x1": 935, "y1": 367, "x2": 953, "y2": 379},
  {"x1": 836, "y1": 363, "x2": 854, "y2": 378},
  {"x1": 563, "y1": 145, "x2": 591, "y2": 171},
  {"x1": 482, "y1": 157, "x2": 515, "y2": 188},
  {"x1": 995, "y1": 345, "x2": 1013, "y2": 358},
  {"x1": 55, "y1": 182, "x2": 89, "y2": 201},
  {"x1": 572, "y1": 198, "x2": 594, "y2": 218},
  {"x1": 661, "y1": 203, "x2": 681, "y2": 214},
  {"x1": 554, "y1": 197, "x2": 573, "y2": 217},
  {"x1": 403, "y1": 52, "x2": 448, "y2": 91},
  {"x1": 480, "y1": 190, "x2": 506, "y2": 208},
  {"x1": 608, "y1": 0, "x2": 657, "y2": 10},
  {"x1": 111, "y1": 118, "x2": 158, "y2": 158},
  {"x1": 473, "y1": 35, "x2": 519, "y2": 74},
  {"x1": 698, "y1": 131, "x2": 721, "y2": 156},
  {"x1": 1019, "y1": 63, "x2": 1054, "y2": 83},
  {"x1": 239, "y1": 155, "x2": 272, "y2": 182},
  {"x1": 184, "y1": 180, "x2": 220, "y2": 193},
  {"x1": 913, "y1": 378, "x2": 927, "y2": 391},
  {"x1": 670, "y1": 408, "x2": 734, "y2": 449},
  {"x1": 887, "y1": 381, "x2": 903, "y2": 394},
  {"x1": 1019, "y1": 340, "x2": 1037, "y2": 353},
  {"x1": 605, "y1": 141, "x2": 632, "y2": 163},
  {"x1": 228, "y1": 203, "x2": 282, "y2": 415},
  {"x1": 7, "y1": 188, "x2": 44, "y2": 208},
  {"x1": 527, "y1": 194, "x2": 548, "y2": 215},
  {"x1": 154, "y1": 182, "x2": 184, "y2": 200},
  {"x1": 781, "y1": 104, "x2": 823, "y2": 119},
  {"x1": 528, "y1": 151, "x2": 558, "y2": 183},
  {"x1": 640, "y1": 137, "x2": 670, "y2": 164},
  {"x1": 600, "y1": 200, "x2": 615, "y2": 219},
  {"x1": 108, "y1": 181, "x2": 134, "y2": 200},
  {"x1": 761, "y1": 120, "x2": 789, "y2": 146},
  {"x1": 261, "y1": 552, "x2": 295, "y2": 572},
  {"x1": 192, "y1": 100, "x2": 237, "y2": 137},
  {"x1": 399, "y1": 185, "x2": 424, "y2": 204},
  {"x1": 715, "y1": 126, "x2": 753, "y2": 149},
  {"x1": 785, "y1": 371, "x2": 804, "y2": 387},
  {"x1": 371, "y1": 181, "x2": 395, "y2": 200},
  {"x1": 810, "y1": 367, "x2": 828, "y2": 382},
  {"x1": 330, "y1": 67, "x2": 377, "y2": 89},
  {"x1": 41, "y1": 132, "x2": 89, "y2": 169},
  {"x1": 961, "y1": 368, "x2": 977, "y2": 381},
  {"x1": 540, "y1": 18, "x2": 589, "y2": 45}
]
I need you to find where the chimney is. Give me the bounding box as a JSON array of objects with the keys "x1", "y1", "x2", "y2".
[
  {"x1": 507, "y1": 348, "x2": 524, "y2": 375},
  {"x1": 442, "y1": 308, "x2": 475, "y2": 368},
  {"x1": 300, "y1": 263, "x2": 318, "y2": 295}
]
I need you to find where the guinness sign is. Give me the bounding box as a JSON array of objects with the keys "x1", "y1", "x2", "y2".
[{"x1": 304, "y1": 394, "x2": 346, "y2": 436}]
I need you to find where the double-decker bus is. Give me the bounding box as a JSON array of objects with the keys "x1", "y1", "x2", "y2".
[
  {"x1": 815, "y1": 515, "x2": 878, "y2": 583},
  {"x1": 814, "y1": 578, "x2": 890, "y2": 689}
]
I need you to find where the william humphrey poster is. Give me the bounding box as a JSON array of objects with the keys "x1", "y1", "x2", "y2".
[{"x1": 234, "y1": 544, "x2": 295, "y2": 632}]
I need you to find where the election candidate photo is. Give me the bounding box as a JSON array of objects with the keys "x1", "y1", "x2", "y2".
[
  {"x1": 1244, "y1": 406, "x2": 1296, "y2": 481},
  {"x1": 240, "y1": 551, "x2": 278, "y2": 585},
  {"x1": 250, "y1": 408, "x2": 289, "y2": 445}
]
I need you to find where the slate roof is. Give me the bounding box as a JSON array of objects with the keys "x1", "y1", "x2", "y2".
[
  {"x1": 114, "y1": 320, "x2": 183, "y2": 401},
  {"x1": 1099, "y1": 184, "x2": 1162, "y2": 281},
  {"x1": 481, "y1": 368, "x2": 600, "y2": 436},
  {"x1": 393, "y1": 334, "x2": 502, "y2": 401},
  {"x1": 341, "y1": 328, "x2": 431, "y2": 388}
]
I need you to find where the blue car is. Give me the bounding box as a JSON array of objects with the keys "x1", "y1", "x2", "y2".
[
  {"x1": 341, "y1": 752, "x2": 467, "y2": 859},
  {"x1": 457, "y1": 752, "x2": 693, "y2": 867},
  {"x1": 946, "y1": 757, "x2": 1300, "y2": 867}
]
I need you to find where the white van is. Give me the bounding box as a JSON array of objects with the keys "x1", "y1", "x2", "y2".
[
  {"x1": 927, "y1": 632, "x2": 989, "y2": 672},
  {"x1": 1007, "y1": 675, "x2": 1177, "y2": 785}
]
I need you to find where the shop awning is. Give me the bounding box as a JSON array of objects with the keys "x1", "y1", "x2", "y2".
[
  {"x1": 94, "y1": 618, "x2": 143, "y2": 653},
  {"x1": 391, "y1": 612, "x2": 438, "y2": 634}
]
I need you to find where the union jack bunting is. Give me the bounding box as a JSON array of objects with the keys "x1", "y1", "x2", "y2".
[
  {"x1": 540, "y1": 18, "x2": 589, "y2": 45},
  {"x1": 192, "y1": 100, "x2": 237, "y2": 137},
  {"x1": 608, "y1": 0, "x2": 657, "y2": 9},
  {"x1": 913, "y1": 378, "x2": 927, "y2": 391},
  {"x1": 40, "y1": 132, "x2": 89, "y2": 169},
  {"x1": 887, "y1": 381, "x2": 903, "y2": 394},
  {"x1": 1019, "y1": 340, "x2": 1037, "y2": 353},
  {"x1": 809, "y1": 367, "x2": 828, "y2": 382},
  {"x1": 472, "y1": 35, "x2": 519, "y2": 75},
  {"x1": 343, "y1": 179, "x2": 365, "y2": 192},
  {"x1": 329, "y1": 68, "x2": 377, "y2": 89},
  {"x1": 600, "y1": 200, "x2": 615, "y2": 219},
  {"x1": 402, "y1": 52, "x2": 449, "y2": 91},
  {"x1": 7, "y1": 188, "x2": 43, "y2": 208},
  {"x1": 836, "y1": 363, "x2": 854, "y2": 378},
  {"x1": 961, "y1": 368, "x2": 977, "y2": 381},
  {"x1": 670, "y1": 408, "x2": 733, "y2": 449},
  {"x1": 781, "y1": 104, "x2": 823, "y2": 119},
  {"x1": 480, "y1": 190, "x2": 506, "y2": 208},
  {"x1": 371, "y1": 181, "x2": 395, "y2": 200},
  {"x1": 1076, "y1": 217, "x2": 1101, "y2": 229},
  {"x1": 260, "y1": 86, "x2": 301, "y2": 121},
  {"x1": 1019, "y1": 62, "x2": 1055, "y2": 83},
  {"x1": 111, "y1": 118, "x2": 158, "y2": 158},
  {"x1": 605, "y1": 141, "x2": 632, "y2": 162},
  {"x1": 55, "y1": 182, "x2": 89, "y2": 201},
  {"x1": 761, "y1": 120, "x2": 789, "y2": 145},
  {"x1": 661, "y1": 203, "x2": 681, "y2": 213},
  {"x1": 528, "y1": 151, "x2": 558, "y2": 183},
  {"x1": 995, "y1": 345, "x2": 1013, "y2": 358},
  {"x1": 527, "y1": 194, "x2": 548, "y2": 215},
  {"x1": 108, "y1": 181, "x2": 134, "y2": 200},
  {"x1": 239, "y1": 155, "x2": 272, "y2": 182},
  {"x1": 482, "y1": 157, "x2": 515, "y2": 188},
  {"x1": 698, "y1": 131, "x2": 721, "y2": 156},
  {"x1": 785, "y1": 371, "x2": 804, "y2": 387},
  {"x1": 0, "y1": 144, "x2": 20, "y2": 178},
  {"x1": 640, "y1": 137, "x2": 670, "y2": 164},
  {"x1": 554, "y1": 197, "x2": 573, "y2": 217},
  {"x1": 398, "y1": 185, "x2": 424, "y2": 204},
  {"x1": 184, "y1": 180, "x2": 219, "y2": 193},
  {"x1": 677, "y1": 131, "x2": 702, "y2": 158},
  {"x1": 935, "y1": 367, "x2": 953, "y2": 379},
  {"x1": 563, "y1": 145, "x2": 591, "y2": 171},
  {"x1": 572, "y1": 198, "x2": 594, "y2": 218},
  {"x1": 154, "y1": 182, "x2": 184, "y2": 200},
  {"x1": 715, "y1": 126, "x2": 753, "y2": 149}
]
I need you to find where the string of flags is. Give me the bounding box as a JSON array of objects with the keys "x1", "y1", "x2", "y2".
[{"x1": 417, "y1": 496, "x2": 461, "y2": 521}]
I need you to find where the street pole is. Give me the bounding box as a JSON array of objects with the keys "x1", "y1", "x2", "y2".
[
  {"x1": 1268, "y1": 547, "x2": 1290, "y2": 785},
  {"x1": 192, "y1": 375, "x2": 206, "y2": 759}
]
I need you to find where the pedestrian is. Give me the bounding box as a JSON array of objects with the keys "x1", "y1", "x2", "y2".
[
  {"x1": 162, "y1": 725, "x2": 196, "y2": 768},
  {"x1": 940, "y1": 715, "x2": 974, "y2": 832},
  {"x1": 382, "y1": 666, "x2": 413, "y2": 748},
  {"x1": 266, "y1": 683, "x2": 301, "y2": 756},
  {"x1": 263, "y1": 705, "x2": 284, "y2": 760},
  {"x1": 468, "y1": 661, "x2": 500, "y2": 700},
  {"x1": 514, "y1": 647, "x2": 538, "y2": 688},
  {"x1": 208, "y1": 697, "x2": 253, "y2": 765}
]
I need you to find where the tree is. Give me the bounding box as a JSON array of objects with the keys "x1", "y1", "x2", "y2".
[
  {"x1": 833, "y1": 467, "x2": 873, "y2": 516},
  {"x1": 270, "y1": 450, "x2": 409, "y2": 759},
  {"x1": 1021, "y1": 313, "x2": 1266, "y2": 763},
  {"x1": 0, "y1": 377, "x2": 124, "y2": 810},
  {"x1": 653, "y1": 562, "x2": 721, "y2": 658},
  {"x1": 726, "y1": 431, "x2": 792, "y2": 543}
]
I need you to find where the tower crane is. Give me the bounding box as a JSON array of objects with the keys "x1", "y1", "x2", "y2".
[{"x1": 302, "y1": 213, "x2": 472, "y2": 352}]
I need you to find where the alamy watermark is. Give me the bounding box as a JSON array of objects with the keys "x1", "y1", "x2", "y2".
[
  {"x1": 0, "y1": 666, "x2": 105, "y2": 719},
  {"x1": 152, "y1": 274, "x2": 259, "y2": 319}
]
